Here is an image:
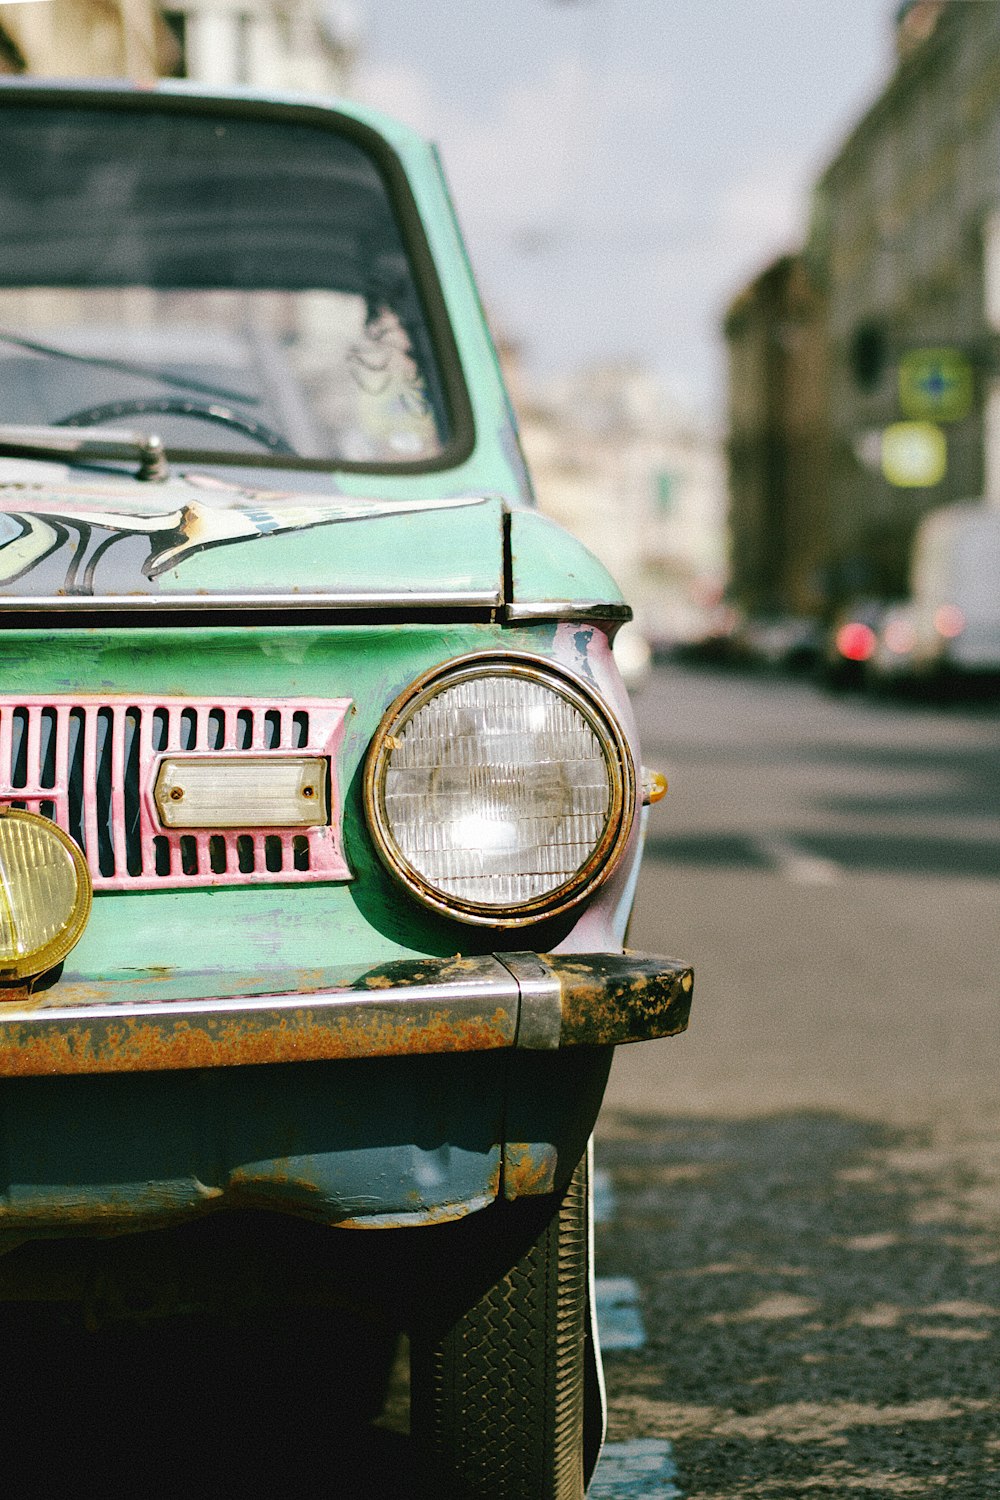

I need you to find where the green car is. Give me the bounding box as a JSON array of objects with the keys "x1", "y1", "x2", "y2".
[{"x1": 0, "y1": 80, "x2": 691, "y2": 1498}]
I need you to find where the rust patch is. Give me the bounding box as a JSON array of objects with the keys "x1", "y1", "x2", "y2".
[
  {"x1": 228, "y1": 1170, "x2": 323, "y2": 1196},
  {"x1": 0, "y1": 977, "x2": 40, "y2": 1009},
  {"x1": 0, "y1": 1190, "x2": 211, "y2": 1235},
  {"x1": 549, "y1": 952, "x2": 693, "y2": 1047},
  {"x1": 0, "y1": 1004, "x2": 514, "y2": 1077},
  {"x1": 503, "y1": 1141, "x2": 558, "y2": 1199}
]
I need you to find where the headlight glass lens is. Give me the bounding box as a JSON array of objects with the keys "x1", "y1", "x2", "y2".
[
  {"x1": 366, "y1": 658, "x2": 633, "y2": 924},
  {"x1": 0, "y1": 810, "x2": 92, "y2": 978}
]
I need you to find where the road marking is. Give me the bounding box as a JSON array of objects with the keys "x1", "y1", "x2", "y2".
[
  {"x1": 590, "y1": 1439, "x2": 684, "y2": 1498},
  {"x1": 754, "y1": 833, "x2": 842, "y2": 886},
  {"x1": 595, "y1": 1275, "x2": 646, "y2": 1350},
  {"x1": 592, "y1": 1166, "x2": 617, "y2": 1224}
]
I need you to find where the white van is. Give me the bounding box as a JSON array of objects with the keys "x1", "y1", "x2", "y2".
[{"x1": 910, "y1": 502, "x2": 1000, "y2": 678}]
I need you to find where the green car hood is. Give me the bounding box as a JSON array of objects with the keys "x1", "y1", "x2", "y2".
[{"x1": 0, "y1": 468, "x2": 504, "y2": 608}]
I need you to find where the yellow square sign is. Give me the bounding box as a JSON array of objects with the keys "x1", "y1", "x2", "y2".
[{"x1": 881, "y1": 421, "x2": 947, "y2": 487}]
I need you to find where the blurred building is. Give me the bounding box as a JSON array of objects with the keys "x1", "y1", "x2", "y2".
[
  {"x1": 724, "y1": 252, "x2": 828, "y2": 618},
  {"x1": 0, "y1": 0, "x2": 359, "y2": 92},
  {"x1": 507, "y1": 352, "x2": 727, "y2": 649},
  {"x1": 161, "y1": 0, "x2": 359, "y2": 92},
  {"x1": 725, "y1": 0, "x2": 1000, "y2": 615},
  {"x1": 0, "y1": 0, "x2": 170, "y2": 78},
  {"x1": 810, "y1": 0, "x2": 1000, "y2": 601}
]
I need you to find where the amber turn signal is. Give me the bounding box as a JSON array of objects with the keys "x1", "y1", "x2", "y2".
[{"x1": 642, "y1": 769, "x2": 668, "y2": 805}]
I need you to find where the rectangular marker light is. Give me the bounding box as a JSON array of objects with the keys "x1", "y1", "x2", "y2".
[{"x1": 153, "y1": 757, "x2": 328, "y2": 828}]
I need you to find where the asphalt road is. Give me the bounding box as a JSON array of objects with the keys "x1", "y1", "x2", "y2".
[{"x1": 595, "y1": 660, "x2": 1000, "y2": 1498}]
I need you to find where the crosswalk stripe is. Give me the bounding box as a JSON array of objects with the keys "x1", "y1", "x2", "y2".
[
  {"x1": 592, "y1": 1165, "x2": 617, "y2": 1224},
  {"x1": 590, "y1": 1439, "x2": 684, "y2": 1497},
  {"x1": 754, "y1": 833, "x2": 842, "y2": 885},
  {"x1": 595, "y1": 1275, "x2": 646, "y2": 1351}
]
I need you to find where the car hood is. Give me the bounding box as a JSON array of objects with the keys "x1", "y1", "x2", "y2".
[{"x1": 0, "y1": 465, "x2": 504, "y2": 610}]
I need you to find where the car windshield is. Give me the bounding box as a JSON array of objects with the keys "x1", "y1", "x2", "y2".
[{"x1": 0, "y1": 101, "x2": 450, "y2": 467}]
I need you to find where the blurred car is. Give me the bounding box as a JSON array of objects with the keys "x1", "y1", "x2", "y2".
[
  {"x1": 670, "y1": 602, "x2": 749, "y2": 667},
  {"x1": 820, "y1": 598, "x2": 887, "y2": 689},
  {"x1": 0, "y1": 81, "x2": 692, "y2": 1498},
  {"x1": 908, "y1": 502, "x2": 1000, "y2": 691},
  {"x1": 739, "y1": 612, "x2": 823, "y2": 673},
  {"x1": 867, "y1": 601, "x2": 920, "y2": 692}
]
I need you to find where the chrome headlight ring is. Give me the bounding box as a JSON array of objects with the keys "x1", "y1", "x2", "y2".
[{"x1": 363, "y1": 652, "x2": 636, "y2": 928}]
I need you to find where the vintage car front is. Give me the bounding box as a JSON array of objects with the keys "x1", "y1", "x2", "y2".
[{"x1": 0, "y1": 80, "x2": 691, "y2": 1498}]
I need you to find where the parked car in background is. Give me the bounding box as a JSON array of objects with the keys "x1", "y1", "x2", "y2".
[
  {"x1": 867, "y1": 600, "x2": 920, "y2": 693},
  {"x1": 739, "y1": 612, "x2": 822, "y2": 673},
  {"x1": 820, "y1": 597, "x2": 887, "y2": 690},
  {"x1": 908, "y1": 502, "x2": 1000, "y2": 690},
  {"x1": 0, "y1": 80, "x2": 692, "y2": 1498}
]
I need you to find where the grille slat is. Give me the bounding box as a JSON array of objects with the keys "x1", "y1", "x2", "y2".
[
  {"x1": 0, "y1": 711, "x2": 11, "y2": 795},
  {"x1": 0, "y1": 695, "x2": 351, "y2": 891},
  {"x1": 110, "y1": 705, "x2": 129, "y2": 879},
  {"x1": 82, "y1": 707, "x2": 101, "y2": 876},
  {"x1": 25, "y1": 711, "x2": 42, "y2": 794}
]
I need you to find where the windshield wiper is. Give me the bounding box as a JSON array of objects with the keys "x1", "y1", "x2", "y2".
[
  {"x1": 0, "y1": 329, "x2": 260, "y2": 407},
  {"x1": 0, "y1": 422, "x2": 169, "y2": 482}
]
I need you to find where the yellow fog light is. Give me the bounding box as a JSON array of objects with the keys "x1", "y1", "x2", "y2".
[{"x1": 0, "y1": 809, "x2": 92, "y2": 980}]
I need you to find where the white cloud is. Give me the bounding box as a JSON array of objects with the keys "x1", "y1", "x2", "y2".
[
  {"x1": 717, "y1": 155, "x2": 810, "y2": 259},
  {"x1": 353, "y1": 54, "x2": 675, "y2": 243},
  {"x1": 352, "y1": 62, "x2": 439, "y2": 138}
]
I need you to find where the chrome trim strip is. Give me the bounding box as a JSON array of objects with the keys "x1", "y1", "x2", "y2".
[
  {"x1": 497, "y1": 952, "x2": 562, "y2": 1049},
  {"x1": 0, "y1": 589, "x2": 503, "y2": 612},
  {"x1": 503, "y1": 601, "x2": 632, "y2": 624},
  {"x1": 0, "y1": 954, "x2": 521, "y2": 1075}
]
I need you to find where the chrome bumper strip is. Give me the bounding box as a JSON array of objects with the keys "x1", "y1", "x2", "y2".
[{"x1": 0, "y1": 951, "x2": 692, "y2": 1076}]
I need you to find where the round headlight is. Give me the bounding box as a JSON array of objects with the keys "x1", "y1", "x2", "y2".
[
  {"x1": 0, "y1": 809, "x2": 92, "y2": 980},
  {"x1": 364, "y1": 654, "x2": 635, "y2": 926}
]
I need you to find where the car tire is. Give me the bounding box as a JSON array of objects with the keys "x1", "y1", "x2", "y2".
[{"x1": 410, "y1": 1155, "x2": 588, "y2": 1500}]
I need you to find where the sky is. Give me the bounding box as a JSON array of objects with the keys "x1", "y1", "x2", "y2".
[{"x1": 347, "y1": 0, "x2": 899, "y2": 421}]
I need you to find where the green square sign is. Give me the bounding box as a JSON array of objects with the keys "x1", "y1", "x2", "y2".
[{"x1": 899, "y1": 348, "x2": 972, "y2": 422}]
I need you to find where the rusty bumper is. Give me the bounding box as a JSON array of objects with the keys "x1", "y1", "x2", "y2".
[{"x1": 0, "y1": 951, "x2": 692, "y2": 1077}]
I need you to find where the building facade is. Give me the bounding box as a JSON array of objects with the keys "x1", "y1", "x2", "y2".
[
  {"x1": 724, "y1": 253, "x2": 829, "y2": 617},
  {"x1": 161, "y1": 0, "x2": 358, "y2": 94},
  {"x1": 724, "y1": 1, "x2": 1000, "y2": 616},
  {"x1": 0, "y1": 0, "x2": 170, "y2": 78},
  {"x1": 811, "y1": 0, "x2": 1000, "y2": 600},
  {"x1": 0, "y1": 0, "x2": 358, "y2": 94}
]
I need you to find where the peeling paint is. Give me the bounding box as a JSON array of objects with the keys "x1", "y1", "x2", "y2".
[
  {"x1": 503, "y1": 1141, "x2": 559, "y2": 1198},
  {"x1": 335, "y1": 1194, "x2": 496, "y2": 1229}
]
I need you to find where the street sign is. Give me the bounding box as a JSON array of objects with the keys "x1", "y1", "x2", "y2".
[
  {"x1": 899, "y1": 348, "x2": 972, "y2": 422},
  {"x1": 881, "y1": 421, "x2": 947, "y2": 487}
]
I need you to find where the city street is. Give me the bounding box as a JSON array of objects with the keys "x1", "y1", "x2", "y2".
[
  {"x1": 3, "y1": 7, "x2": 999, "y2": 1498},
  {"x1": 594, "y1": 660, "x2": 1000, "y2": 1497}
]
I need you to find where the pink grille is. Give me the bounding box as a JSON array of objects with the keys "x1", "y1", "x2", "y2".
[{"x1": 0, "y1": 696, "x2": 351, "y2": 890}]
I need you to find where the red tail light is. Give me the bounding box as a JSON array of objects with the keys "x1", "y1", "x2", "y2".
[
  {"x1": 835, "y1": 622, "x2": 877, "y2": 662},
  {"x1": 933, "y1": 604, "x2": 965, "y2": 639}
]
